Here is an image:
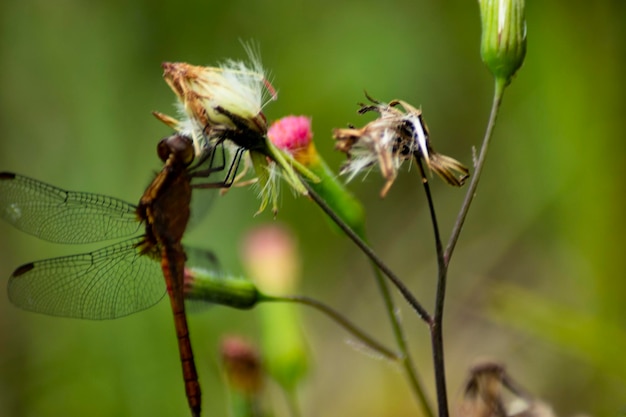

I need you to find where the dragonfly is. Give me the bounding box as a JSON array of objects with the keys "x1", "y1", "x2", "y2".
[{"x1": 0, "y1": 133, "x2": 236, "y2": 417}]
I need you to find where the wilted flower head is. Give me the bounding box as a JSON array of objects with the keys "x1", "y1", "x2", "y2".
[
  {"x1": 457, "y1": 361, "x2": 541, "y2": 417},
  {"x1": 333, "y1": 95, "x2": 469, "y2": 197},
  {"x1": 155, "y1": 47, "x2": 277, "y2": 160},
  {"x1": 154, "y1": 50, "x2": 317, "y2": 216}
]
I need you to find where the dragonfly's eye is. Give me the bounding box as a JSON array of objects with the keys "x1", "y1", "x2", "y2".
[
  {"x1": 157, "y1": 135, "x2": 195, "y2": 164},
  {"x1": 157, "y1": 139, "x2": 170, "y2": 162}
]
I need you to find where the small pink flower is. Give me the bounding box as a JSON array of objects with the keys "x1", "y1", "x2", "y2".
[
  {"x1": 267, "y1": 115, "x2": 319, "y2": 169},
  {"x1": 267, "y1": 115, "x2": 313, "y2": 152}
]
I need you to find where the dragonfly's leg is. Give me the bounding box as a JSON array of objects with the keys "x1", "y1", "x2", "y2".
[
  {"x1": 209, "y1": 140, "x2": 227, "y2": 173},
  {"x1": 191, "y1": 147, "x2": 245, "y2": 190},
  {"x1": 219, "y1": 153, "x2": 257, "y2": 196},
  {"x1": 191, "y1": 140, "x2": 227, "y2": 178},
  {"x1": 222, "y1": 147, "x2": 246, "y2": 187},
  {"x1": 188, "y1": 128, "x2": 225, "y2": 172},
  {"x1": 231, "y1": 150, "x2": 253, "y2": 185}
]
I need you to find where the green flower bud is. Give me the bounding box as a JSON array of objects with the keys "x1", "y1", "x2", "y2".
[
  {"x1": 184, "y1": 265, "x2": 260, "y2": 309},
  {"x1": 479, "y1": 0, "x2": 527, "y2": 85}
]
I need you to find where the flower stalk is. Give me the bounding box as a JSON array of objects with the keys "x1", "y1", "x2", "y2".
[{"x1": 184, "y1": 252, "x2": 396, "y2": 365}]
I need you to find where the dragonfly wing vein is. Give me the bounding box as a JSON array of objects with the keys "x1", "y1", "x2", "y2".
[
  {"x1": 7, "y1": 237, "x2": 166, "y2": 319},
  {"x1": 0, "y1": 173, "x2": 141, "y2": 244}
]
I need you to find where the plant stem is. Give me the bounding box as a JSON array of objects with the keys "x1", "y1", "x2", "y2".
[
  {"x1": 369, "y1": 263, "x2": 436, "y2": 417},
  {"x1": 302, "y1": 180, "x2": 432, "y2": 323},
  {"x1": 424, "y1": 78, "x2": 506, "y2": 417},
  {"x1": 284, "y1": 389, "x2": 302, "y2": 417},
  {"x1": 415, "y1": 158, "x2": 449, "y2": 417},
  {"x1": 263, "y1": 294, "x2": 399, "y2": 361},
  {"x1": 444, "y1": 78, "x2": 506, "y2": 265}
]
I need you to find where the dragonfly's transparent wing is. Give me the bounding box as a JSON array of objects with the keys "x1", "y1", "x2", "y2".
[
  {"x1": 0, "y1": 172, "x2": 141, "y2": 244},
  {"x1": 185, "y1": 246, "x2": 221, "y2": 273},
  {"x1": 187, "y1": 188, "x2": 217, "y2": 230},
  {"x1": 8, "y1": 237, "x2": 166, "y2": 319}
]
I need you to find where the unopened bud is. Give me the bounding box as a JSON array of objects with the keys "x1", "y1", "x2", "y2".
[
  {"x1": 269, "y1": 116, "x2": 367, "y2": 237},
  {"x1": 241, "y1": 224, "x2": 300, "y2": 294},
  {"x1": 221, "y1": 336, "x2": 264, "y2": 395},
  {"x1": 184, "y1": 265, "x2": 260, "y2": 309},
  {"x1": 479, "y1": 0, "x2": 527, "y2": 85},
  {"x1": 268, "y1": 115, "x2": 319, "y2": 168},
  {"x1": 242, "y1": 226, "x2": 309, "y2": 391}
]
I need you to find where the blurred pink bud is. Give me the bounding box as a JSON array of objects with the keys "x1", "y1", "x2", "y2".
[
  {"x1": 241, "y1": 224, "x2": 300, "y2": 294},
  {"x1": 221, "y1": 336, "x2": 263, "y2": 395}
]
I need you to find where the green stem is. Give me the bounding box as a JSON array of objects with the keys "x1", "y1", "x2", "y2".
[
  {"x1": 369, "y1": 263, "x2": 435, "y2": 417},
  {"x1": 284, "y1": 388, "x2": 302, "y2": 417},
  {"x1": 444, "y1": 78, "x2": 506, "y2": 265},
  {"x1": 263, "y1": 294, "x2": 399, "y2": 361}
]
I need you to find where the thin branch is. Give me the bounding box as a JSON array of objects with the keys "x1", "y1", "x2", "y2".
[
  {"x1": 302, "y1": 180, "x2": 432, "y2": 323},
  {"x1": 427, "y1": 78, "x2": 507, "y2": 417},
  {"x1": 264, "y1": 294, "x2": 399, "y2": 361},
  {"x1": 444, "y1": 79, "x2": 506, "y2": 265}
]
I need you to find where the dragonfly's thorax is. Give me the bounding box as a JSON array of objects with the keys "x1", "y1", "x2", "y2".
[{"x1": 138, "y1": 135, "x2": 195, "y2": 247}]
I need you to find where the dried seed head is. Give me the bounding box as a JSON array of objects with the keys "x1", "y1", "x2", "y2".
[
  {"x1": 157, "y1": 48, "x2": 277, "y2": 160},
  {"x1": 162, "y1": 60, "x2": 273, "y2": 134},
  {"x1": 457, "y1": 361, "x2": 542, "y2": 417},
  {"x1": 333, "y1": 95, "x2": 469, "y2": 197}
]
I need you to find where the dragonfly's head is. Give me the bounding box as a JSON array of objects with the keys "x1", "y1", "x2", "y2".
[{"x1": 157, "y1": 134, "x2": 195, "y2": 166}]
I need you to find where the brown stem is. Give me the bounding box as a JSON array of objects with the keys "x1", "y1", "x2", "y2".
[{"x1": 415, "y1": 157, "x2": 449, "y2": 417}]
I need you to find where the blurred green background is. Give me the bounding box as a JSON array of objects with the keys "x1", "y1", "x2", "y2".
[{"x1": 1, "y1": 1, "x2": 625, "y2": 416}]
